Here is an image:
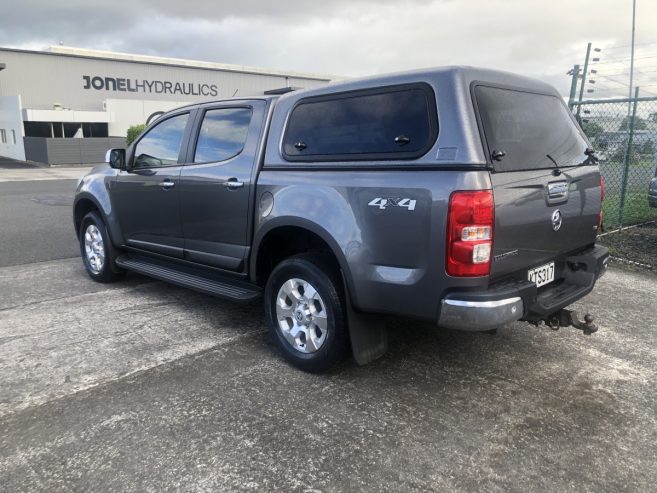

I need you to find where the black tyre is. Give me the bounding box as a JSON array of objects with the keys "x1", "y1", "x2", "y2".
[
  {"x1": 79, "y1": 211, "x2": 124, "y2": 283},
  {"x1": 264, "y1": 253, "x2": 349, "y2": 373}
]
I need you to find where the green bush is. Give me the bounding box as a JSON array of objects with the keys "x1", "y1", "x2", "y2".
[{"x1": 126, "y1": 124, "x2": 147, "y2": 146}]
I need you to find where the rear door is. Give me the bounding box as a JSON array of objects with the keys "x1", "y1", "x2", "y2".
[
  {"x1": 473, "y1": 85, "x2": 601, "y2": 281},
  {"x1": 178, "y1": 100, "x2": 267, "y2": 272}
]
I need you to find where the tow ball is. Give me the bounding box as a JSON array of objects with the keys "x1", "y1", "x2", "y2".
[{"x1": 543, "y1": 309, "x2": 597, "y2": 335}]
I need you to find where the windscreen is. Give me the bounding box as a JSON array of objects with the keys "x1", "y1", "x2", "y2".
[{"x1": 475, "y1": 86, "x2": 589, "y2": 172}]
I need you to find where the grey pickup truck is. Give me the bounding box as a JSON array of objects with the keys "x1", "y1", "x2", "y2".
[{"x1": 73, "y1": 66, "x2": 609, "y2": 372}]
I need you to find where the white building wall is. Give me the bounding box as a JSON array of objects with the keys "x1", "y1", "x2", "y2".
[
  {"x1": 0, "y1": 95, "x2": 25, "y2": 160},
  {"x1": 105, "y1": 99, "x2": 187, "y2": 137}
]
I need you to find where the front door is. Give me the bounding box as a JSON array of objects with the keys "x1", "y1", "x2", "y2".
[
  {"x1": 179, "y1": 100, "x2": 267, "y2": 271},
  {"x1": 112, "y1": 111, "x2": 193, "y2": 258}
]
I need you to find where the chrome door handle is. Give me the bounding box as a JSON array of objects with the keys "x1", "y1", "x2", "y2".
[
  {"x1": 158, "y1": 180, "x2": 175, "y2": 189},
  {"x1": 222, "y1": 179, "x2": 244, "y2": 189}
]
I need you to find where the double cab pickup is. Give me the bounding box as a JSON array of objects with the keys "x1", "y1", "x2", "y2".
[{"x1": 74, "y1": 67, "x2": 609, "y2": 372}]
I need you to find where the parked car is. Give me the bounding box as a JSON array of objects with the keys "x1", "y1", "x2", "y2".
[{"x1": 73, "y1": 67, "x2": 609, "y2": 372}]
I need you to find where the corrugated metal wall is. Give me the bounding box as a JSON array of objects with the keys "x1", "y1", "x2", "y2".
[
  {"x1": 0, "y1": 48, "x2": 330, "y2": 111},
  {"x1": 24, "y1": 137, "x2": 126, "y2": 164}
]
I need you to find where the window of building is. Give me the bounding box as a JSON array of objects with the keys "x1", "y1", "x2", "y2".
[
  {"x1": 64, "y1": 123, "x2": 83, "y2": 138},
  {"x1": 194, "y1": 108, "x2": 253, "y2": 163},
  {"x1": 283, "y1": 84, "x2": 438, "y2": 161},
  {"x1": 24, "y1": 122, "x2": 52, "y2": 138},
  {"x1": 11, "y1": 130, "x2": 16, "y2": 145},
  {"x1": 133, "y1": 113, "x2": 189, "y2": 169},
  {"x1": 0, "y1": 129, "x2": 6, "y2": 144},
  {"x1": 82, "y1": 123, "x2": 109, "y2": 138}
]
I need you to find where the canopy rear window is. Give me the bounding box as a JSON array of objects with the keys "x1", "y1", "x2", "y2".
[{"x1": 474, "y1": 85, "x2": 588, "y2": 172}]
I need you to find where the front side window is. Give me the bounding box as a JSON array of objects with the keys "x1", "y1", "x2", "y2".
[
  {"x1": 194, "y1": 108, "x2": 252, "y2": 163},
  {"x1": 133, "y1": 113, "x2": 189, "y2": 169},
  {"x1": 474, "y1": 85, "x2": 588, "y2": 172},
  {"x1": 283, "y1": 84, "x2": 437, "y2": 161}
]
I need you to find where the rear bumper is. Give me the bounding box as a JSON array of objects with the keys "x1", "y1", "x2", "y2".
[{"x1": 438, "y1": 245, "x2": 609, "y2": 331}]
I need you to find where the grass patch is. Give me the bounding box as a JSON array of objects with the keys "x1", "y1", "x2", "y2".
[{"x1": 603, "y1": 191, "x2": 657, "y2": 229}]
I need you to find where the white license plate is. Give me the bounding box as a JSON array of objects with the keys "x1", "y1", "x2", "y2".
[{"x1": 528, "y1": 262, "x2": 555, "y2": 288}]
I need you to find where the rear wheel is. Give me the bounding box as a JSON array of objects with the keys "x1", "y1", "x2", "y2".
[
  {"x1": 264, "y1": 253, "x2": 349, "y2": 372},
  {"x1": 79, "y1": 211, "x2": 124, "y2": 283}
]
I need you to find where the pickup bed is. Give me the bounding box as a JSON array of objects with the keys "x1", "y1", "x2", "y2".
[{"x1": 74, "y1": 66, "x2": 609, "y2": 372}]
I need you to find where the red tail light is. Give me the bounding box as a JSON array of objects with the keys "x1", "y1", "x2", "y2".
[
  {"x1": 598, "y1": 175, "x2": 604, "y2": 232},
  {"x1": 446, "y1": 190, "x2": 494, "y2": 277}
]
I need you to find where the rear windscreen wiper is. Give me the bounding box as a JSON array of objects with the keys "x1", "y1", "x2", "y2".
[{"x1": 546, "y1": 154, "x2": 559, "y2": 168}]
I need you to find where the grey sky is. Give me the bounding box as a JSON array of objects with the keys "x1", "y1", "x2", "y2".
[{"x1": 1, "y1": 0, "x2": 657, "y2": 97}]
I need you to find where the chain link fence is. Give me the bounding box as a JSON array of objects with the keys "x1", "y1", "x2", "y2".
[{"x1": 572, "y1": 94, "x2": 657, "y2": 269}]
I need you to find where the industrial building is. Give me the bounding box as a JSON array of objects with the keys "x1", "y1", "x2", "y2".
[{"x1": 0, "y1": 46, "x2": 331, "y2": 164}]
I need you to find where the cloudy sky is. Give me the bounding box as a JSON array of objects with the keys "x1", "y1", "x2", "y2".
[{"x1": 2, "y1": 0, "x2": 657, "y2": 97}]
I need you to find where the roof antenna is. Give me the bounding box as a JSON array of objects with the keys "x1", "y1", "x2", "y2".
[{"x1": 232, "y1": 89, "x2": 239, "y2": 97}]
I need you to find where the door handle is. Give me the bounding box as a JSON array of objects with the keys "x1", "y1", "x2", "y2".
[
  {"x1": 158, "y1": 180, "x2": 175, "y2": 189},
  {"x1": 222, "y1": 179, "x2": 244, "y2": 189}
]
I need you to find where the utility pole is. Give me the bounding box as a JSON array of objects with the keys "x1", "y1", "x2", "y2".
[
  {"x1": 568, "y1": 64, "x2": 580, "y2": 112},
  {"x1": 575, "y1": 43, "x2": 592, "y2": 120},
  {"x1": 626, "y1": 0, "x2": 637, "y2": 131}
]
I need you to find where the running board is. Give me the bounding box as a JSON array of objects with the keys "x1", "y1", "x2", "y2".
[{"x1": 115, "y1": 255, "x2": 261, "y2": 302}]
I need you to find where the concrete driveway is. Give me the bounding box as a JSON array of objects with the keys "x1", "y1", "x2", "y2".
[{"x1": 1, "y1": 257, "x2": 656, "y2": 492}]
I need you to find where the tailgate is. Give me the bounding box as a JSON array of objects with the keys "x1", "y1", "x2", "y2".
[
  {"x1": 473, "y1": 84, "x2": 602, "y2": 282},
  {"x1": 490, "y1": 167, "x2": 601, "y2": 280}
]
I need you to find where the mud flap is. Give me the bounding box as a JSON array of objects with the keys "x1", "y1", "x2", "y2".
[{"x1": 342, "y1": 274, "x2": 388, "y2": 365}]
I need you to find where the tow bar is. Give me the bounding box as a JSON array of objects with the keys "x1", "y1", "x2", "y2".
[{"x1": 542, "y1": 309, "x2": 598, "y2": 335}]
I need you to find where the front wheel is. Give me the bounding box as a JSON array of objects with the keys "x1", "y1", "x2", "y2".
[
  {"x1": 264, "y1": 254, "x2": 349, "y2": 373},
  {"x1": 79, "y1": 211, "x2": 124, "y2": 283}
]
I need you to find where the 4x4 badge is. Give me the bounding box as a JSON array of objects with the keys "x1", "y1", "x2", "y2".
[
  {"x1": 368, "y1": 197, "x2": 416, "y2": 211},
  {"x1": 552, "y1": 209, "x2": 563, "y2": 231}
]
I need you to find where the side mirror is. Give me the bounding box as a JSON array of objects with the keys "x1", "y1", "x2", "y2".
[{"x1": 105, "y1": 148, "x2": 126, "y2": 170}]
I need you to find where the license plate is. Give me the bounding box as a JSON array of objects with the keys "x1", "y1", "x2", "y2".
[{"x1": 528, "y1": 262, "x2": 555, "y2": 288}]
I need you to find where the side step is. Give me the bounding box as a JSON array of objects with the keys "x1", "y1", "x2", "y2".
[{"x1": 115, "y1": 254, "x2": 262, "y2": 302}]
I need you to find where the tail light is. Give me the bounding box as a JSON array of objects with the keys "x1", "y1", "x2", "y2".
[
  {"x1": 598, "y1": 175, "x2": 604, "y2": 232},
  {"x1": 446, "y1": 190, "x2": 494, "y2": 277}
]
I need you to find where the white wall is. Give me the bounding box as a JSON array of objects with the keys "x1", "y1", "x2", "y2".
[
  {"x1": 105, "y1": 99, "x2": 187, "y2": 137},
  {"x1": 0, "y1": 95, "x2": 25, "y2": 160}
]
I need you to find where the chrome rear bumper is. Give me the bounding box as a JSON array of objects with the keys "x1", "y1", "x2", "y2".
[{"x1": 438, "y1": 297, "x2": 523, "y2": 331}]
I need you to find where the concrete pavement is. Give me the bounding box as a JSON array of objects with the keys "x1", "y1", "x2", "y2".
[
  {"x1": 1, "y1": 258, "x2": 656, "y2": 491},
  {"x1": 0, "y1": 165, "x2": 92, "y2": 182}
]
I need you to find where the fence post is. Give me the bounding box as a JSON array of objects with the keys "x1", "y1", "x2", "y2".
[
  {"x1": 568, "y1": 65, "x2": 580, "y2": 111},
  {"x1": 617, "y1": 86, "x2": 640, "y2": 227},
  {"x1": 576, "y1": 43, "x2": 592, "y2": 120}
]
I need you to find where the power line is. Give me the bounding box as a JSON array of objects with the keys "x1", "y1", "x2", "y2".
[
  {"x1": 599, "y1": 41, "x2": 657, "y2": 52},
  {"x1": 594, "y1": 54, "x2": 657, "y2": 64}
]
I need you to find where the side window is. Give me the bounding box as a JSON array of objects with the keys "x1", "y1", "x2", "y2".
[
  {"x1": 194, "y1": 108, "x2": 253, "y2": 163},
  {"x1": 283, "y1": 84, "x2": 437, "y2": 161},
  {"x1": 133, "y1": 113, "x2": 189, "y2": 169}
]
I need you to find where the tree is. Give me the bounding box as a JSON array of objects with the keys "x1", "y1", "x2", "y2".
[
  {"x1": 581, "y1": 121, "x2": 604, "y2": 140},
  {"x1": 617, "y1": 115, "x2": 647, "y2": 131},
  {"x1": 126, "y1": 124, "x2": 147, "y2": 146}
]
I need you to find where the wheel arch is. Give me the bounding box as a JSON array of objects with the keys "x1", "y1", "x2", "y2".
[
  {"x1": 73, "y1": 193, "x2": 122, "y2": 246},
  {"x1": 251, "y1": 217, "x2": 359, "y2": 307}
]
